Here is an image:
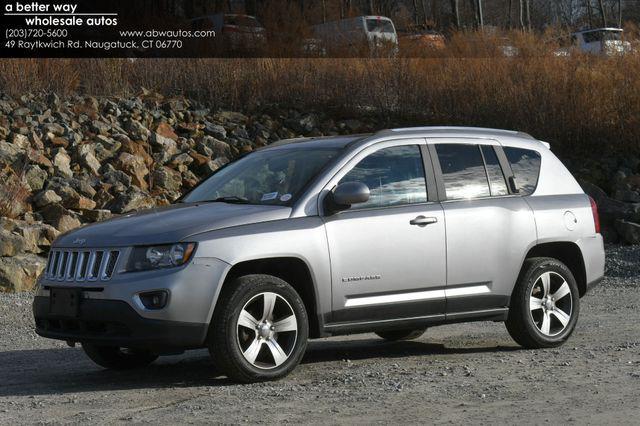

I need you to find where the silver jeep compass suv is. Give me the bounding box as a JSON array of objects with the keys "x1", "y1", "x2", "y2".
[{"x1": 33, "y1": 127, "x2": 605, "y2": 382}]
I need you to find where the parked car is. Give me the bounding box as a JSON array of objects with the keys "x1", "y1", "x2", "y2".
[
  {"x1": 190, "y1": 13, "x2": 266, "y2": 55},
  {"x1": 33, "y1": 127, "x2": 605, "y2": 383},
  {"x1": 312, "y1": 15, "x2": 398, "y2": 56},
  {"x1": 556, "y1": 28, "x2": 632, "y2": 56}
]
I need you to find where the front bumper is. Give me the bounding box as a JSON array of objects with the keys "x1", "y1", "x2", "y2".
[
  {"x1": 35, "y1": 257, "x2": 230, "y2": 323},
  {"x1": 33, "y1": 256, "x2": 232, "y2": 349},
  {"x1": 33, "y1": 296, "x2": 208, "y2": 349}
]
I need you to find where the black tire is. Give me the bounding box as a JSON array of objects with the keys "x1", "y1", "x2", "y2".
[
  {"x1": 505, "y1": 257, "x2": 580, "y2": 349},
  {"x1": 82, "y1": 344, "x2": 158, "y2": 370},
  {"x1": 375, "y1": 329, "x2": 426, "y2": 341},
  {"x1": 208, "y1": 274, "x2": 309, "y2": 383}
]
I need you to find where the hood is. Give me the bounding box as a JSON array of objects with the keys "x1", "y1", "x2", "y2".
[{"x1": 54, "y1": 202, "x2": 292, "y2": 248}]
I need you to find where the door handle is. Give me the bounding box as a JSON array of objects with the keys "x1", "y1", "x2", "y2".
[{"x1": 410, "y1": 216, "x2": 438, "y2": 227}]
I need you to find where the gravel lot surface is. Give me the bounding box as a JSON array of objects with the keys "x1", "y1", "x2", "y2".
[{"x1": 1, "y1": 246, "x2": 639, "y2": 425}]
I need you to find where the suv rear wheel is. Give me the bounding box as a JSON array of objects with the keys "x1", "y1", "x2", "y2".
[
  {"x1": 82, "y1": 344, "x2": 158, "y2": 370},
  {"x1": 209, "y1": 274, "x2": 309, "y2": 383},
  {"x1": 375, "y1": 329, "x2": 426, "y2": 341},
  {"x1": 506, "y1": 257, "x2": 580, "y2": 348}
]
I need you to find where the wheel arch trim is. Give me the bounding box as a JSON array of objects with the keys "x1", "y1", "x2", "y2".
[
  {"x1": 522, "y1": 241, "x2": 588, "y2": 297},
  {"x1": 209, "y1": 255, "x2": 325, "y2": 338}
]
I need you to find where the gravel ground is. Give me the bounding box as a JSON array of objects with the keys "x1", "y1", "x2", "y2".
[{"x1": 1, "y1": 246, "x2": 639, "y2": 425}]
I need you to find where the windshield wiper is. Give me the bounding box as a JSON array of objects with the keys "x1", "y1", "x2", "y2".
[{"x1": 207, "y1": 196, "x2": 251, "y2": 204}]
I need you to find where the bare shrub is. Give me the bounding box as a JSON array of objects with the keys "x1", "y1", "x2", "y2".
[
  {"x1": 0, "y1": 59, "x2": 80, "y2": 95},
  {"x1": 0, "y1": 31, "x2": 638, "y2": 156}
]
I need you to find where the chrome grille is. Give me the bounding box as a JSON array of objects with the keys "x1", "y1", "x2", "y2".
[{"x1": 44, "y1": 249, "x2": 120, "y2": 282}]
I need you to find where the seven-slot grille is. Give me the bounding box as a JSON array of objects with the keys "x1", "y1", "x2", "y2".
[{"x1": 45, "y1": 249, "x2": 120, "y2": 282}]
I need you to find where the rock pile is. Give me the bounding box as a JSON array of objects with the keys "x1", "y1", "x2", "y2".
[
  {"x1": 569, "y1": 156, "x2": 640, "y2": 245},
  {"x1": 1, "y1": 91, "x2": 639, "y2": 292},
  {"x1": 0, "y1": 91, "x2": 374, "y2": 291}
]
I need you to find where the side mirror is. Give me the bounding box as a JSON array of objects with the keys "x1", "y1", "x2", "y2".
[{"x1": 326, "y1": 182, "x2": 370, "y2": 214}]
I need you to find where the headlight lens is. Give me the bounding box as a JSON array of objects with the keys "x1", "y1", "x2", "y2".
[{"x1": 126, "y1": 243, "x2": 196, "y2": 272}]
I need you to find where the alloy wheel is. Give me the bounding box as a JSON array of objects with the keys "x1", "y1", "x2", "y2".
[
  {"x1": 236, "y1": 292, "x2": 298, "y2": 369},
  {"x1": 529, "y1": 271, "x2": 573, "y2": 337}
]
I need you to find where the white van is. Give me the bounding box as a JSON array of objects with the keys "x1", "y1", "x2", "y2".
[
  {"x1": 570, "y1": 28, "x2": 632, "y2": 55},
  {"x1": 312, "y1": 16, "x2": 398, "y2": 56}
]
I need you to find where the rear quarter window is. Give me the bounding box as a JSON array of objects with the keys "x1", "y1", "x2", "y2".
[{"x1": 504, "y1": 147, "x2": 542, "y2": 195}]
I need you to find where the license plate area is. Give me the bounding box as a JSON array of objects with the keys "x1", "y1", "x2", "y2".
[{"x1": 50, "y1": 288, "x2": 80, "y2": 317}]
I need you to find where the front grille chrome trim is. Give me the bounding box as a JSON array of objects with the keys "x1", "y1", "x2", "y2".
[{"x1": 45, "y1": 248, "x2": 120, "y2": 282}]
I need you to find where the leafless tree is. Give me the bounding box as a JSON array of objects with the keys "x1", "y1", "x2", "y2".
[
  {"x1": 451, "y1": 0, "x2": 460, "y2": 28},
  {"x1": 597, "y1": 0, "x2": 607, "y2": 26},
  {"x1": 585, "y1": 0, "x2": 594, "y2": 27},
  {"x1": 477, "y1": 0, "x2": 484, "y2": 29},
  {"x1": 519, "y1": 0, "x2": 525, "y2": 29},
  {"x1": 617, "y1": 0, "x2": 622, "y2": 27},
  {"x1": 423, "y1": 0, "x2": 430, "y2": 26},
  {"x1": 430, "y1": 0, "x2": 438, "y2": 26}
]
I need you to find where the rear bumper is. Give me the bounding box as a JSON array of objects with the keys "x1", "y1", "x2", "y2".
[
  {"x1": 33, "y1": 296, "x2": 208, "y2": 350},
  {"x1": 586, "y1": 276, "x2": 604, "y2": 293},
  {"x1": 578, "y1": 234, "x2": 605, "y2": 295}
]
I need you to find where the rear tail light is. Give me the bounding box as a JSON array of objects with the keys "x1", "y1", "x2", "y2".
[{"x1": 589, "y1": 196, "x2": 601, "y2": 234}]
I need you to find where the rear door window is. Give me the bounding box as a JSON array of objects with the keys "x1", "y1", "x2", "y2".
[
  {"x1": 480, "y1": 145, "x2": 509, "y2": 196},
  {"x1": 435, "y1": 144, "x2": 490, "y2": 200},
  {"x1": 339, "y1": 145, "x2": 427, "y2": 210},
  {"x1": 504, "y1": 147, "x2": 541, "y2": 195}
]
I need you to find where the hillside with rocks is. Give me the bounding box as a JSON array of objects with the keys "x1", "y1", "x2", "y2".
[
  {"x1": 0, "y1": 92, "x2": 379, "y2": 291},
  {"x1": 1, "y1": 92, "x2": 639, "y2": 292}
]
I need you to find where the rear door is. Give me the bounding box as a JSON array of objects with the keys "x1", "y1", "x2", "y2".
[
  {"x1": 429, "y1": 139, "x2": 537, "y2": 316},
  {"x1": 322, "y1": 139, "x2": 447, "y2": 325}
]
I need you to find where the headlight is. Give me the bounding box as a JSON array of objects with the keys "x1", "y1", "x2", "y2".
[{"x1": 126, "y1": 243, "x2": 197, "y2": 272}]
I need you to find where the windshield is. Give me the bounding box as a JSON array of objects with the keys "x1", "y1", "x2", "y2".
[
  {"x1": 366, "y1": 19, "x2": 395, "y2": 34},
  {"x1": 583, "y1": 30, "x2": 622, "y2": 43},
  {"x1": 181, "y1": 147, "x2": 340, "y2": 206}
]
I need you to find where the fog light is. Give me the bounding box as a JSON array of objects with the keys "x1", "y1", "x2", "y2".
[{"x1": 139, "y1": 291, "x2": 168, "y2": 310}]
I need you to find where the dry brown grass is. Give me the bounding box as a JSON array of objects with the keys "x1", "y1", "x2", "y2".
[{"x1": 0, "y1": 32, "x2": 638, "y2": 157}]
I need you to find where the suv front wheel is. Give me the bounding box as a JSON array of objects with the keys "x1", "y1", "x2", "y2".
[
  {"x1": 506, "y1": 257, "x2": 580, "y2": 348},
  {"x1": 209, "y1": 274, "x2": 309, "y2": 383}
]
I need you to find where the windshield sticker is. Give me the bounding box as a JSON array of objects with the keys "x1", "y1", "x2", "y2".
[
  {"x1": 261, "y1": 192, "x2": 279, "y2": 201},
  {"x1": 280, "y1": 194, "x2": 292, "y2": 202}
]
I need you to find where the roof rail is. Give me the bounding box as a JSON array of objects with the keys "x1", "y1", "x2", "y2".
[{"x1": 378, "y1": 126, "x2": 536, "y2": 140}]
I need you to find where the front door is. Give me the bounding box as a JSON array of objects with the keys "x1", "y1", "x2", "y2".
[{"x1": 322, "y1": 140, "x2": 447, "y2": 324}]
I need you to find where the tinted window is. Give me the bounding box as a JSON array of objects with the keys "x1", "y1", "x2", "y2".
[
  {"x1": 436, "y1": 144, "x2": 490, "y2": 200},
  {"x1": 339, "y1": 145, "x2": 427, "y2": 210},
  {"x1": 583, "y1": 30, "x2": 621, "y2": 43},
  {"x1": 366, "y1": 19, "x2": 395, "y2": 33},
  {"x1": 504, "y1": 147, "x2": 541, "y2": 195},
  {"x1": 480, "y1": 145, "x2": 509, "y2": 196}
]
